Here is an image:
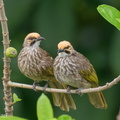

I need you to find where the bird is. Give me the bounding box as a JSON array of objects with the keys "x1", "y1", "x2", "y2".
[
  {"x1": 18, "y1": 33, "x2": 76, "y2": 111},
  {"x1": 53, "y1": 40, "x2": 108, "y2": 109}
]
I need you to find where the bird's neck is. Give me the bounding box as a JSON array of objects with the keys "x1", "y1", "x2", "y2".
[
  {"x1": 31, "y1": 41, "x2": 40, "y2": 48},
  {"x1": 58, "y1": 52, "x2": 71, "y2": 57}
]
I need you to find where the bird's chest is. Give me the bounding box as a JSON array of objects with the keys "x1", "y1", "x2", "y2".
[
  {"x1": 21, "y1": 53, "x2": 41, "y2": 75},
  {"x1": 54, "y1": 57, "x2": 91, "y2": 88},
  {"x1": 55, "y1": 58, "x2": 80, "y2": 87},
  {"x1": 18, "y1": 49, "x2": 48, "y2": 81}
]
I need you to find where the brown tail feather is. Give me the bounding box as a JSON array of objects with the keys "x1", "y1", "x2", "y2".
[
  {"x1": 88, "y1": 91, "x2": 107, "y2": 109},
  {"x1": 63, "y1": 92, "x2": 76, "y2": 109},
  {"x1": 49, "y1": 80, "x2": 76, "y2": 111}
]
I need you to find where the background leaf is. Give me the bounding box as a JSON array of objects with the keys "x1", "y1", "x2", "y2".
[
  {"x1": 97, "y1": 4, "x2": 120, "y2": 30},
  {"x1": 0, "y1": 116, "x2": 28, "y2": 120},
  {"x1": 37, "y1": 93, "x2": 54, "y2": 120},
  {"x1": 57, "y1": 115, "x2": 74, "y2": 120}
]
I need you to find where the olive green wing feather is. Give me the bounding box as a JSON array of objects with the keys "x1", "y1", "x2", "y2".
[
  {"x1": 75, "y1": 51, "x2": 99, "y2": 87},
  {"x1": 79, "y1": 65, "x2": 99, "y2": 87}
]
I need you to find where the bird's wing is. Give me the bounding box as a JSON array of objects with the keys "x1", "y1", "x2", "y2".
[
  {"x1": 79, "y1": 66, "x2": 99, "y2": 86},
  {"x1": 74, "y1": 52, "x2": 99, "y2": 86},
  {"x1": 39, "y1": 48, "x2": 54, "y2": 76}
]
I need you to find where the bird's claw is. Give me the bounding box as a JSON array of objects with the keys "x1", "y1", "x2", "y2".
[
  {"x1": 33, "y1": 81, "x2": 39, "y2": 91},
  {"x1": 67, "y1": 86, "x2": 71, "y2": 95},
  {"x1": 76, "y1": 87, "x2": 84, "y2": 96},
  {"x1": 42, "y1": 80, "x2": 50, "y2": 92}
]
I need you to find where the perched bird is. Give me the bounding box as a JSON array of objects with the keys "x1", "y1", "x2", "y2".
[
  {"x1": 53, "y1": 41, "x2": 107, "y2": 109},
  {"x1": 18, "y1": 33, "x2": 76, "y2": 111}
]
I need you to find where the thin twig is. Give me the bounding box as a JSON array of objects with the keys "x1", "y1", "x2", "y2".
[
  {"x1": 8, "y1": 75, "x2": 120, "y2": 94},
  {"x1": 117, "y1": 109, "x2": 120, "y2": 120},
  {"x1": 0, "y1": 0, "x2": 13, "y2": 116}
]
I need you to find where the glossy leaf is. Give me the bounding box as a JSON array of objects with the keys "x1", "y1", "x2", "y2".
[
  {"x1": 97, "y1": 4, "x2": 120, "y2": 30},
  {"x1": 37, "y1": 93, "x2": 53, "y2": 120}
]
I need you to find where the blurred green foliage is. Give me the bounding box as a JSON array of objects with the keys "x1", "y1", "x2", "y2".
[{"x1": 0, "y1": 0, "x2": 120, "y2": 120}]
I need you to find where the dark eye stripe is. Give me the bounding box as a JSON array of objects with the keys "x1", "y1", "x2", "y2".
[
  {"x1": 65, "y1": 50, "x2": 70, "y2": 54},
  {"x1": 30, "y1": 41, "x2": 36, "y2": 46}
]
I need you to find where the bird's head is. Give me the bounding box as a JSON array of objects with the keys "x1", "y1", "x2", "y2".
[
  {"x1": 23, "y1": 32, "x2": 45, "y2": 48},
  {"x1": 57, "y1": 41, "x2": 74, "y2": 57}
]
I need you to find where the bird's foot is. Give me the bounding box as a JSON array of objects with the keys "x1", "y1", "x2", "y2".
[
  {"x1": 76, "y1": 87, "x2": 84, "y2": 96},
  {"x1": 33, "y1": 81, "x2": 39, "y2": 91},
  {"x1": 42, "y1": 80, "x2": 50, "y2": 92},
  {"x1": 67, "y1": 86, "x2": 71, "y2": 95}
]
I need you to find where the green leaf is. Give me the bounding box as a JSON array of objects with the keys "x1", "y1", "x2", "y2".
[
  {"x1": 13, "y1": 93, "x2": 22, "y2": 104},
  {"x1": 37, "y1": 93, "x2": 54, "y2": 120},
  {"x1": 57, "y1": 115, "x2": 75, "y2": 120},
  {"x1": 116, "y1": 18, "x2": 120, "y2": 23},
  {"x1": 97, "y1": 4, "x2": 120, "y2": 30},
  {"x1": 49, "y1": 118, "x2": 57, "y2": 120},
  {"x1": 0, "y1": 116, "x2": 28, "y2": 120}
]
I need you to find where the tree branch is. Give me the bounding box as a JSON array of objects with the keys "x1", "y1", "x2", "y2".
[
  {"x1": 8, "y1": 75, "x2": 120, "y2": 94},
  {"x1": 0, "y1": 0, "x2": 13, "y2": 116}
]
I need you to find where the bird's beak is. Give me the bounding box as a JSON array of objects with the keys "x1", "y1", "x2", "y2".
[
  {"x1": 35, "y1": 37, "x2": 45, "y2": 41},
  {"x1": 57, "y1": 49, "x2": 64, "y2": 53}
]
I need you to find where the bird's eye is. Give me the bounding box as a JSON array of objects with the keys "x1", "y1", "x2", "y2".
[
  {"x1": 27, "y1": 37, "x2": 36, "y2": 40},
  {"x1": 65, "y1": 46, "x2": 70, "y2": 49}
]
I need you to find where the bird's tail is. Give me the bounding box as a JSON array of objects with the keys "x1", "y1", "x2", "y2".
[
  {"x1": 49, "y1": 80, "x2": 76, "y2": 111},
  {"x1": 88, "y1": 91, "x2": 107, "y2": 109}
]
